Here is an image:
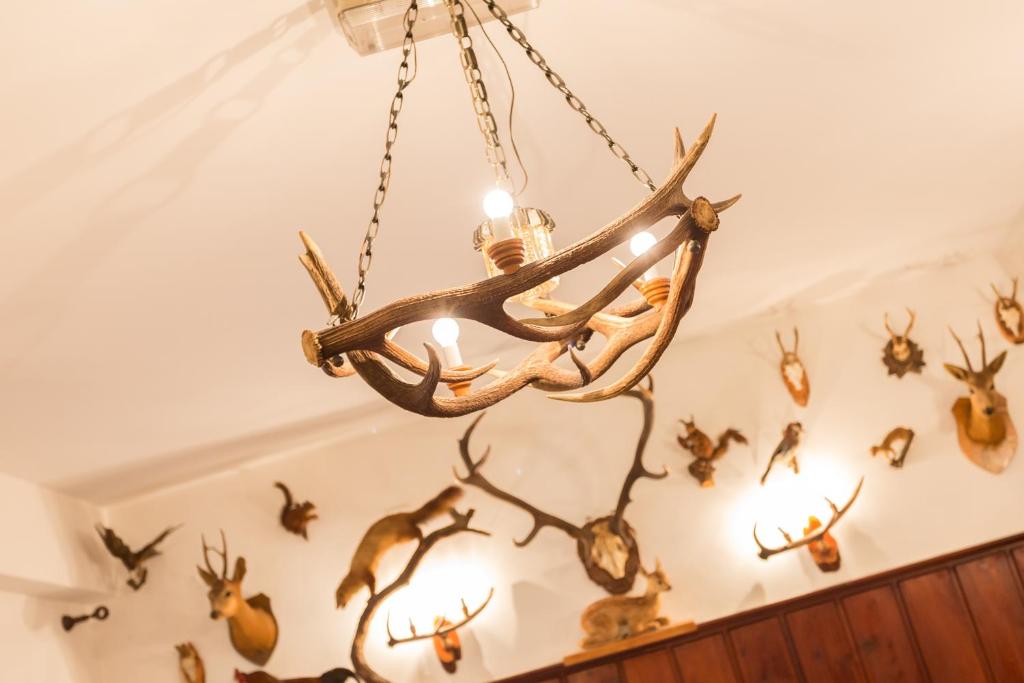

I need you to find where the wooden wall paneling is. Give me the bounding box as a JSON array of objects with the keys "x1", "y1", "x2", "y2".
[
  {"x1": 1014, "y1": 546, "x2": 1024, "y2": 580},
  {"x1": 729, "y1": 617, "x2": 802, "y2": 682},
  {"x1": 899, "y1": 569, "x2": 991, "y2": 683},
  {"x1": 621, "y1": 648, "x2": 681, "y2": 683},
  {"x1": 956, "y1": 552, "x2": 1024, "y2": 681},
  {"x1": 842, "y1": 585, "x2": 925, "y2": 683},
  {"x1": 566, "y1": 662, "x2": 621, "y2": 683},
  {"x1": 672, "y1": 634, "x2": 738, "y2": 683},
  {"x1": 785, "y1": 601, "x2": 866, "y2": 683}
]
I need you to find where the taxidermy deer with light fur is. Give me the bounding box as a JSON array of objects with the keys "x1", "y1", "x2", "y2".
[
  {"x1": 197, "y1": 531, "x2": 279, "y2": 666},
  {"x1": 579, "y1": 560, "x2": 672, "y2": 649},
  {"x1": 234, "y1": 668, "x2": 357, "y2": 683},
  {"x1": 944, "y1": 324, "x2": 1017, "y2": 473},
  {"x1": 336, "y1": 486, "x2": 463, "y2": 608},
  {"x1": 175, "y1": 642, "x2": 204, "y2": 683}
]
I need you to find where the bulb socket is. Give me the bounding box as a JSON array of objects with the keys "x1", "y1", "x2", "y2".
[
  {"x1": 639, "y1": 277, "x2": 671, "y2": 307},
  {"x1": 446, "y1": 365, "x2": 473, "y2": 397},
  {"x1": 487, "y1": 237, "x2": 526, "y2": 275}
]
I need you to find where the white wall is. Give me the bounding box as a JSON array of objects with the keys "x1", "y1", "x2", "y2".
[{"x1": 73, "y1": 250, "x2": 1024, "y2": 682}]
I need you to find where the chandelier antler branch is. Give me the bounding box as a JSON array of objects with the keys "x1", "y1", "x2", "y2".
[{"x1": 298, "y1": 117, "x2": 738, "y2": 417}]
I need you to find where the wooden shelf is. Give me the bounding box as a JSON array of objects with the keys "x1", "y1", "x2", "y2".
[{"x1": 563, "y1": 621, "x2": 697, "y2": 667}]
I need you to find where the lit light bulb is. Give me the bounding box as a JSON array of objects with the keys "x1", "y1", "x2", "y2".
[
  {"x1": 432, "y1": 317, "x2": 463, "y2": 367},
  {"x1": 629, "y1": 231, "x2": 659, "y2": 280},
  {"x1": 483, "y1": 189, "x2": 515, "y2": 241}
]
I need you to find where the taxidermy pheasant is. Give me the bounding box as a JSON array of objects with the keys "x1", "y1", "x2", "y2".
[
  {"x1": 274, "y1": 482, "x2": 318, "y2": 539},
  {"x1": 96, "y1": 523, "x2": 181, "y2": 590}
]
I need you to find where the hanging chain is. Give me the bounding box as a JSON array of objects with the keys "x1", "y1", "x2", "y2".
[
  {"x1": 445, "y1": 0, "x2": 514, "y2": 191},
  {"x1": 348, "y1": 1, "x2": 419, "y2": 322},
  {"x1": 482, "y1": 1, "x2": 656, "y2": 193}
]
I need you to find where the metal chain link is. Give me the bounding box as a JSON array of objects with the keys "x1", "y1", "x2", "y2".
[
  {"x1": 482, "y1": 1, "x2": 656, "y2": 192},
  {"x1": 348, "y1": 0, "x2": 419, "y2": 321},
  {"x1": 445, "y1": 0, "x2": 514, "y2": 191}
]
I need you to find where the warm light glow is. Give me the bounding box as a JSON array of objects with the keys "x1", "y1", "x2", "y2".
[
  {"x1": 629, "y1": 231, "x2": 658, "y2": 256},
  {"x1": 431, "y1": 318, "x2": 461, "y2": 347},
  {"x1": 482, "y1": 189, "x2": 514, "y2": 219}
]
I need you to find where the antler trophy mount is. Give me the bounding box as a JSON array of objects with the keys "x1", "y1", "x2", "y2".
[
  {"x1": 775, "y1": 328, "x2": 809, "y2": 406},
  {"x1": 882, "y1": 309, "x2": 925, "y2": 378},
  {"x1": 456, "y1": 378, "x2": 665, "y2": 594},
  {"x1": 944, "y1": 325, "x2": 1017, "y2": 473},
  {"x1": 992, "y1": 278, "x2": 1024, "y2": 344},
  {"x1": 296, "y1": 0, "x2": 739, "y2": 418}
]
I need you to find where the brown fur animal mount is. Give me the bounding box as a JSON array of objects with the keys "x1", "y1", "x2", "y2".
[
  {"x1": 197, "y1": 531, "x2": 279, "y2": 666},
  {"x1": 992, "y1": 278, "x2": 1024, "y2": 344},
  {"x1": 579, "y1": 560, "x2": 672, "y2": 649},
  {"x1": 803, "y1": 516, "x2": 841, "y2": 572},
  {"x1": 944, "y1": 324, "x2": 1017, "y2": 473},
  {"x1": 336, "y1": 486, "x2": 463, "y2": 608},
  {"x1": 456, "y1": 378, "x2": 666, "y2": 594},
  {"x1": 870, "y1": 427, "x2": 915, "y2": 468},
  {"x1": 775, "y1": 328, "x2": 809, "y2": 406},
  {"x1": 176, "y1": 643, "x2": 205, "y2": 683},
  {"x1": 677, "y1": 416, "x2": 747, "y2": 487},
  {"x1": 432, "y1": 617, "x2": 462, "y2": 674},
  {"x1": 882, "y1": 309, "x2": 925, "y2": 378},
  {"x1": 96, "y1": 523, "x2": 181, "y2": 590},
  {"x1": 274, "y1": 482, "x2": 318, "y2": 539}
]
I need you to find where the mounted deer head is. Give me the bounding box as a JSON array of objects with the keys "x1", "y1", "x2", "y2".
[
  {"x1": 197, "y1": 531, "x2": 278, "y2": 666},
  {"x1": 456, "y1": 377, "x2": 666, "y2": 594},
  {"x1": 775, "y1": 328, "x2": 809, "y2": 406},
  {"x1": 882, "y1": 309, "x2": 925, "y2": 378},
  {"x1": 991, "y1": 278, "x2": 1024, "y2": 344},
  {"x1": 944, "y1": 324, "x2": 1017, "y2": 473}
]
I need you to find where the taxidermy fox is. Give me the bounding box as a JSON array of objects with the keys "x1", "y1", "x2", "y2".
[
  {"x1": 579, "y1": 560, "x2": 672, "y2": 649},
  {"x1": 336, "y1": 486, "x2": 463, "y2": 608}
]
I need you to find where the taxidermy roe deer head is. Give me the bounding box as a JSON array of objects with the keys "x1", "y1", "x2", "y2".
[
  {"x1": 882, "y1": 309, "x2": 925, "y2": 378},
  {"x1": 579, "y1": 559, "x2": 672, "y2": 649},
  {"x1": 456, "y1": 377, "x2": 666, "y2": 594},
  {"x1": 944, "y1": 324, "x2": 1017, "y2": 473},
  {"x1": 991, "y1": 278, "x2": 1024, "y2": 344},
  {"x1": 197, "y1": 531, "x2": 279, "y2": 666},
  {"x1": 775, "y1": 328, "x2": 809, "y2": 406}
]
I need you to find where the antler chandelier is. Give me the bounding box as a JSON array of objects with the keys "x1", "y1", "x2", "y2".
[{"x1": 298, "y1": 0, "x2": 739, "y2": 417}]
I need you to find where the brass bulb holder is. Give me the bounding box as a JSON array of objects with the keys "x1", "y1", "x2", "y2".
[
  {"x1": 639, "y1": 277, "x2": 671, "y2": 307},
  {"x1": 486, "y1": 237, "x2": 526, "y2": 275},
  {"x1": 446, "y1": 365, "x2": 473, "y2": 397}
]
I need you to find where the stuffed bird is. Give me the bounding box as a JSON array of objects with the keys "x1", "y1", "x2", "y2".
[
  {"x1": 95, "y1": 523, "x2": 181, "y2": 590},
  {"x1": 760, "y1": 422, "x2": 803, "y2": 485}
]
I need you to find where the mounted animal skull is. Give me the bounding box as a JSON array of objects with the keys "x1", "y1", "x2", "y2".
[
  {"x1": 775, "y1": 328, "x2": 809, "y2": 406},
  {"x1": 944, "y1": 324, "x2": 1017, "y2": 473},
  {"x1": 455, "y1": 378, "x2": 666, "y2": 594},
  {"x1": 991, "y1": 278, "x2": 1024, "y2": 344},
  {"x1": 197, "y1": 531, "x2": 279, "y2": 666},
  {"x1": 882, "y1": 309, "x2": 925, "y2": 377}
]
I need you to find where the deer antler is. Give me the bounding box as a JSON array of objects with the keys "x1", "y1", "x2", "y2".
[
  {"x1": 385, "y1": 588, "x2": 495, "y2": 647},
  {"x1": 455, "y1": 413, "x2": 589, "y2": 546},
  {"x1": 609, "y1": 376, "x2": 667, "y2": 535},
  {"x1": 754, "y1": 478, "x2": 863, "y2": 560},
  {"x1": 883, "y1": 312, "x2": 895, "y2": 338},
  {"x1": 992, "y1": 277, "x2": 1020, "y2": 302},
  {"x1": 904, "y1": 308, "x2": 916, "y2": 337},
  {"x1": 299, "y1": 118, "x2": 738, "y2": 417},
  {"x1": 775, "y1": 327, "x2": 799, "y2": 355},
  {"x1": 201, "y1": 530, "x2": 228, "y2": 579},
  {"x1": 977, "y1": 320, "x2": 988, "y2": 367},
  {"x1": 948, "y1": 326, "x2": 975, "y2": 371}
]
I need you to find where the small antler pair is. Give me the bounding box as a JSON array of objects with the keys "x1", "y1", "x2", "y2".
[{"x1": 884, "y1": 308, "x2": 916, "y2": 338}]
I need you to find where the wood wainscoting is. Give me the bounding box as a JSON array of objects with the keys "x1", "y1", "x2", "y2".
[{"x1": 494, "y1": 532, "x2": 1024, "y2": 683}]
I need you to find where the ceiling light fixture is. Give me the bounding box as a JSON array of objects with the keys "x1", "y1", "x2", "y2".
[{"x1": 297, "y1": 0, "x2": 740, "y2": 417}]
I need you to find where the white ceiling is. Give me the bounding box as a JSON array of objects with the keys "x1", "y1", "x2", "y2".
[{"x1": 2, "y1": 0, "x2": 1023, "y2": 502}]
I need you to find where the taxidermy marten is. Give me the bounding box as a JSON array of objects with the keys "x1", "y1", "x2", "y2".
[
  {"x1": 234, "y1": 669, "x2": 357, "y2": 683},
  {"x1": 274, "y1": 482, "x2": 318, "y2": 539},
  {"x1": 336, "y1": 486, "x2": 464, "y2": 608}
]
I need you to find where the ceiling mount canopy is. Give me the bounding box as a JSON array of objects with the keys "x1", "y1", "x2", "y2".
[{"x1": 297, "y1": 0, "x2": 740, "y2": 418}]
